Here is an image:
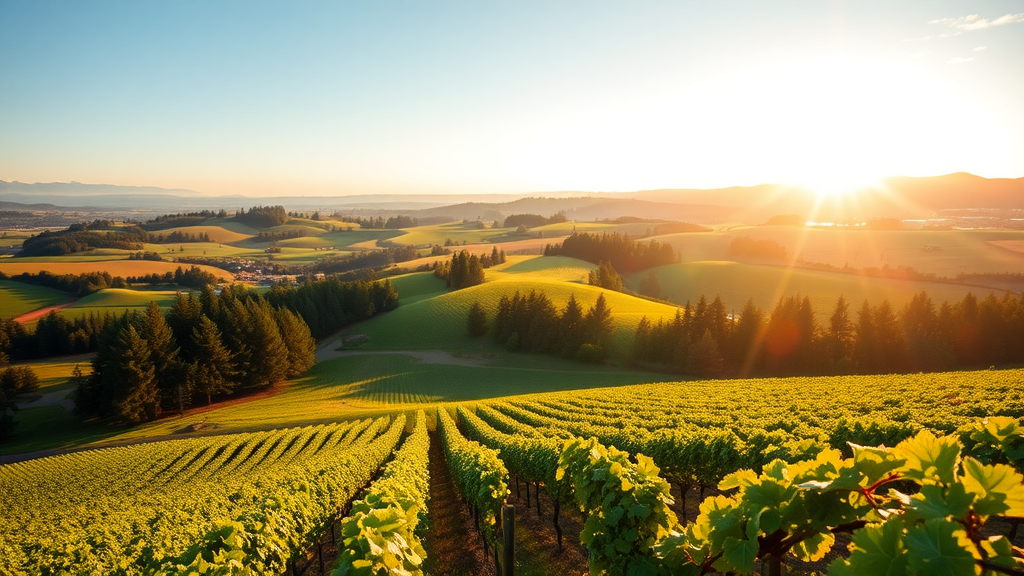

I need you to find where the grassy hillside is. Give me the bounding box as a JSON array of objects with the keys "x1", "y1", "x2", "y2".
[
  {"x1": 625, "y1": 260, "x2": 1014, "y2": 314},
  {"x1": 150, "y1": 225, "x2": 252, "y2": 243},
  {"x1": 55, "y1": 288, "x2": 179, "y2": 322},
  {"x1": 340, "y1": 259, "x2": 678, "y2": 354},
  {"x1": 0, "y1": 281, "x2": 72, "y2": 318}
]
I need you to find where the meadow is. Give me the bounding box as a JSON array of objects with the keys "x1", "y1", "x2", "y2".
[
  {"x1": 0, "y1": 280, "x2": 71, "y2": 318},
  {"x1": 0, "y1": 259, "x2": 233, "y2": 281}
]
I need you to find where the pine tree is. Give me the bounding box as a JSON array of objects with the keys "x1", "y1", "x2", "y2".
[
  {"x1": 466, "y1": 302, "x2": 489, "y2": 337},
  {"x1": 274, "y1": 307, "x2": 316, "y2": 377},
  {"x1": 827, "y1": 296, "x2": 854, "y2": 365},
  {"x1": 559, "y1": 294, "x2": 585, "y2": 357},
  {"x1": 243, "y1": 300, "x2": 290, "y2": 387},
  {"x1": 583, "y1": 293, "x2": 615, "y2": 349},
  {"x1": 107, "y1": 324, "x2": 159, "y2": 424},
  {"x1": 587, "y1": 261, "x2": 623, "y2": 291},
  {"x1": 190, "y1": 315, "x2": 237, "y2": 405},
  {"x1": 639, "y1": 270, "x2": 661, "y2": 298},
  {"x1": 139, "y1": 301, "x2": 181, "y2": 412}
]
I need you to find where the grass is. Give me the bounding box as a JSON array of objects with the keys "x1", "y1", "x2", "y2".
[
  {"x1": 388, "y1": 222, "x2": 518, "y2": 247},
  {"x1": 16, "y1": 355, "x2": 93, "y2": 391},
  {"x1": 625, "y1": 260, "x2": 1016, "y2": 314},
  {"x1": 52, "y1": 288, "x2": 180, "y2": 322},
  {"x1": 0, "y1": 406, "x2": 123, "y2": 455},
  {"x1": 62, "y1": 352, "x2": 663, "y2": 447},
  {"x1": 0, "y1": 281, "x2": 72, "y2": 318},
  {"x1": 339, "y1": 267, "x2": 679, "y2": 355},
  {"x1": 0, "y1": 260, "x2": 233, "y2": 281},
  {"x1": 149, "y1": 225, "x2": 252, "y2": 243},
  {"x1": 389, "y1": 272, "x2": 448, "y2": 305}
]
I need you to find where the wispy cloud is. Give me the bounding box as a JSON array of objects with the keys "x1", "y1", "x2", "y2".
[
  {"x1": 974, "y1": 45, "x2": 987, "y2": 52},
  {"x1": 930, "y1": 13, "x2": 1024, "y2": 31},
  {"x1": 947, "y1": 56, "x2": 974, "y2": 64}
]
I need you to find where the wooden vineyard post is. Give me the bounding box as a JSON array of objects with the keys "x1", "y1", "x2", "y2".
[
  {"x1": 502, "y1": 504, "x2": 515, "y2": 576},
  {"x1": 534, "y1": 482, "x2": 541, "y2": 517}
]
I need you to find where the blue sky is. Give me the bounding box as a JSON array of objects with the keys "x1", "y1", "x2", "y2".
[{"x1": 1, "y1": 1, "x2": 1022, "y2": 196}]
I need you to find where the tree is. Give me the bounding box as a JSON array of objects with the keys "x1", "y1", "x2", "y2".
[
  {"x1": 827, "y1": 296, "x2": 854, "y2": 366},
  {"x1": 467, "y1": 302, "x2": 489, "y2": 337},
  {"x1": 139, "y1": 301, "x2": 181, "y2": 413},
  {"x1": 583, "y1": 293, "x2": 615, "y2": 351},
  {"x1": 274, "y1": 307, "x2": 316, "y2": 377},
  {"x1": 0, "y1": 362, "x2": 40, "y2": 441},
  {"x1": 687, "y1": 329, "x2": 724, "y2": 377},
  {"x1": 588, "y1": 261, "x2": 623, "y2": 292},
  {"x1": 189, "y1": 315, "x2": 237, "y2": 405},
  {"x1": 730, "y1": 299, "x2": 765, "y2": 374},
  {"x1": 639, "y1": 270, "x2": 661, "y2": 298},
  {"x1": 559, "y1": 294, "x2": 585, "y2": 357},
  {"x1": 242, "y1": 300, "x2": 290, "y2": 387},
  {"x1": 106, "y1": 324, "x2": 159, "y2": 424}
]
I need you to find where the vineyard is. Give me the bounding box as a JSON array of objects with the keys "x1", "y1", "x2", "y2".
[{"x1": 1, "y1": 369, "x2": 1023, "y2": 575}]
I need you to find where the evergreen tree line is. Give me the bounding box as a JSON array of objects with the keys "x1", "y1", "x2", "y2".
[
  {"x1": 633, "y1": 291, "x2": 1024, "y2": 378},
  {"x1": 127, "y1": 251, "x2": 165, "y2": 261},
  {"x1": 142, "y1": 210, "x2": 227, "y2": 231},
  {"x1": 432, "y1": 248, "x2": 506, "y2": 289},
  {"x1": 123, "y1": 266, "x2": 219, "y2": 288},
  {"x1": 19, "y1": 222, "x2": 149, "y2": 256},
  {"x1": 543, "y1": 232, "x2": 678, "y2": 273},
  {"x1": 0, "y1": 267, "x2": 218, "y2": 298},
  {"x1": 502, "y1": 212, "x2": 567, "y2": 229},
  {"x1": 256, "y1": 229, "x2": 305, "y2": 242},
  {"x1": 234, "y1": 205, "x2": 288, "y2": 228},
  {"x1": 313, "y1": 245, "x2": 420, "y2": 275},
  {"x1": 588, "y1": 261, "x2": 624, "y2": 291},
  {"x1": 0, "y1": 312, "x2": 119, "y2": 360},
  {"x1": 726, "y1": 236, "x2": 788, "y2": 261},
  {"x1": 479, "y1": 291, "x2": 615, "y2": 362},
  {"x1": 149, "y1": 231, "x2": 213, "y2": 243},
  {"x1": 334, "y1": 215, "x2": 418, "y2": 229},
  {"x1": 0, "y1": 343, "x2": 41, "y2": 440},
  {"x1": 77, "y1": 287, "x2": 316, "y2": 424},
  {"x1": 264, "y1": 277, "x2": 399, "y2": 339}
]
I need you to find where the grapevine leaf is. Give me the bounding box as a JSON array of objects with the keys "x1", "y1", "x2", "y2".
[
  {"x1": 792, "y1": 531, "x2": 835, "y2": 562},
  {"x1": 904, "y1": 518, "x2": 978, "y2": 576},
  {"x1": 960, "y1": 457, "x2": 1024, "y2": 518},
  {"x1": 895, "y1": 431, "x2": 960, "y2": 485},
  {"x1": 722, "y1": 536, "x2": 758, "y2": 573},
  {"x1": 827, "y1": 517, "x2": 907, "y2": 576},
  {"x1": 980, "y1": 536, "x2": 1018, "y2": 570},
  {"x1": 719, "y1": 469, "x2": 757, "y2": 491},
  {"x1": 906, "y1": 483, "x2": 973, "y2": 521}
]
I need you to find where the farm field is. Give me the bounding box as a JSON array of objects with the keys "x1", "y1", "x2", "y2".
[
  {"x1": 56, "y1": 288, "x2": 180, "y2": 320},
  {"x1": 0, "y1": 280, "x2": 71, "y2": 317},
  {"x1": 626, "y1": 259, "x2": 1014, "y2": 313},
  {"x1": 148, "y1": 224, "x2": 253, "y2": 243},
  {"x1": 654, "y1": 226, "x2": 1024, "y2": 277},
  {"x1": 0, "y1": 259, "x2": 233, "y2": 281}
]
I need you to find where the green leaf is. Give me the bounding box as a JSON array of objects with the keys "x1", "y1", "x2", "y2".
[
  {"x1": 722, "y1": 536, "x2": 758, "y2": 573},
  {"x1": 904, "y1": 518, "x2": 978, "y2": 576},
  {"x1": 960, "y1": 457, "x2": 1024, "y2": 518},
  {"x1": 895, "y1": 430, "x2": 960, "y2": 485},
  {"x1": 906, "y1": 483, "x2": 973, "y2": 521},
  {"x1": 791, "y1": 531, "x2": 835, "y2": 562},
  {"x1": 719, "y1": 469, "x2": 757, "y2": 491},
  {"x1": 828, "y1": 517, "x2": 907, "y2": 576}
]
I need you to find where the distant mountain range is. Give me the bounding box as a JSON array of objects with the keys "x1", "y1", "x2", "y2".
[{"x1": 1, "y1": 173, "x2": 1021, "y2": 223}]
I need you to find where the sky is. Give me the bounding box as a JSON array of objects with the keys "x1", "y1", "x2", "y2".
[{"x1": 1, "y1": 1, "x2": 1023, "y2": 197}]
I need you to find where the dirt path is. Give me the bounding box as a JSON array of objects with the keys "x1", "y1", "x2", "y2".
[
  {"x1": 505, "y1": 477, "x2": 589, "y2": 576},
  {"x1": 13, "y1": 300, "x2": 76, "y2": 324},
  {"x1": 18, "y1": 388, "x2": 75, "y2": 412},
  {"x1": 422, "y1": 431, "x2": 494, "y2": 576}
]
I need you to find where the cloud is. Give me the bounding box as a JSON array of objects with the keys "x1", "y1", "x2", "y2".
[
  {"x1": 930, "y1": 13, "x2": 1024, "y2": 31},
  {"x1": 947, "y1": 57, "x2": 974, "y2": 64},
  {"x1": 910, "y1": 52, "x2": 930, "y2": 59},
  {"x1": 974, "y1": 45, "x2": 987, "y2": 51}
]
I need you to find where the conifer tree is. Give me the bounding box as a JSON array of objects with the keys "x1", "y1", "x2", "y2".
[
  {"x1": 139, "y1": 301, "x2": 181, "y2": 412},
  {"x1": 190, "y1": 315, "x2": 237, "y2": 404},
  {"x1": 583, "y1": 293, "x2": 615, "y2": 349},
  {"x1": 559, "y1": 293, "x2": 585, "y2": 357},
  {"x1": 274, "y1": 307, "x2": 315, "y2": 376},
  {"x1": 466, "y1": 301, "x2": 488, "y2": 337},
  {"x1": 243, "y1": 300, "x2": 289, "y2": 387},
  {"x1": 107, "y1": 324, "x2": 159, "y2": 424}
]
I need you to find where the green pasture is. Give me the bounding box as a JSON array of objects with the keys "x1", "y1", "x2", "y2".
[
  {"x1": 654, "y1": 226, "x2": 1024, "y2": 277},
  {"x1": 0, "y1": 281, "x2": 71, "y2": 318},
  {"x1": 277, "y1": 229, "x2": 402, "y2": 250},
  {"x1": 148, "y1": 225, "x2": 252, "y2": 243},
  {"x1": 51, "y1": 288, "x2": 179, "y2": 322},
  {"x1": 16, "y1": 355, "x2": 93, "y2": 391},
  {"x1": 141, "y1": 242, "x2": 264, "y2": 259},
  {"x1": 339, "y1": 270, "x2": 679, "y2": 355},
  {"x1": 68, "y1": 351, "x2": 663, "y2": 446},
  {"x1": 389, "y1": 272, "x2": 448, "y2": 305},
  {"x1": 389, "y1": 222, "x2": 516, "y2": 247},
  {"x1": 626, "y1": 260, "x2": 1017, "y2": 314},
  {"x1": 533, "y1": 221, "x2": 657, "y2": 237}
]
